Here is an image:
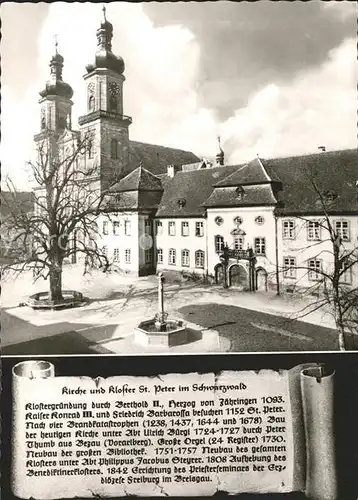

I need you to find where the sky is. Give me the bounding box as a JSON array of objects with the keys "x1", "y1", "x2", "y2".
[{"x1": 1, "y1": 1, "x2": 357, "y2": 190}]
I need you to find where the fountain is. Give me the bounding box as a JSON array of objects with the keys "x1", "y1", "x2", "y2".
[{"x1": 134, "y1": 273, "x2": 187, "y2": 347}]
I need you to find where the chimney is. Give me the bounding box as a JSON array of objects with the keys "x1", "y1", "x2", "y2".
[{"x1": 167, "y1": 164, "x2": 180, "y2": 178}]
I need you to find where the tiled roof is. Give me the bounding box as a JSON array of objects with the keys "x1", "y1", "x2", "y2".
[
  {"x1": 111, "y1": 165, "x2": 163, "y2": 192},
  {"x1": 263, "y1": 149, "x2": 358, "y2": 214},
  {"x1": 105, "y1": 148, "x2": 357, "y2": 217},
  {"x1": 203, "y1": 185, "x2": 277, "y2": 208},
  {"x1": 214, "y1": 158, "x2": 271, "y2": 186},
  {"x1": 104, "y1": 190, "x2": 163, "y2": 212},
  {"x1": 155, "y1": 165, "x2": 239, "y2": 217},
  {"x1": 128, "y1": 141, "x2": 200, "y2": 175}
]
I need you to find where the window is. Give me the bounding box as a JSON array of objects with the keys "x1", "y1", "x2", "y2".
[
  {"x1": 181, "y1": 249, "x2": 190, "y2": 267},
  {"x1": 307, "y1": 220, "x2": 321, "y2": 240},
  {"x1": 145, "y1": 219, "x2": 151, "y2": 236},
  {"x1": 254, "y1": 237, "x2": 266, "y2": 256},
  {"x1": 168, "y1": 221, "x2": 176, "y2": 236},
  {"x1": 124, "y1": 220, "x2": 131, "y2": 236},
  {"x1": 169, "y1": 248, "x2": 176, "y2": 265},
  {"x1": 112, "y1": 221, "x2": 120, "y2": 235},
  {"x1": 215, "y1": 216, "x2": 224, "y2": 226},
  {"x1": 255, "y1": 216, "x2": 264, "y2": 225},
  {"x1": 234, "y1": 236, "x2": 244, "y2": 250},
  {"x1": 102, "y1": 245, "x2": 108, "y2": 257},
  {"x1": 308, "y1": 259, "x2": 322, "y2": 281},
  {"x1": 283, "y1": 220, "x2": 296, "y2": 239},
  {"x1": 125, "y1": 249, "x2": 131, "y2": 264},
  {"x1": 283, "y1": 257, "x2": 296, "y2": 278},
  {"x1": 88, "y1": 140, "x2": 93, "y2": 159},
  {"x1": 103, "y1": 220, "x2": 108, "y2": 235},
  {"x1": 233, "y1": 216, "x2": 243, "y2": 225},
  {"x1": 109, "y1": 95, "x2": 117, "y2": 113},
  {"x1": 182, "y1": 221, "x2": 189, "y2": 237},
  {"x1": 215, "y1": 235, "x2": 224, "y2": 253},
  {"x1": 195, "y1": 250, "x2": 205, "y2": 269},
  {"x1": 341, "y1": 260, "x2": 352, "y2": 284},
  {"x1": 113, "y1": 248, "x2": 120, "y2": 262},
  {"x1": 155, "y1": 221, "x2": 163, "y2": 236},
  {"x1": 335, "y1": 220, "x2": 350, "y2": 242},
  {"x1": 41, "y1": 110, "x2": 46, "y2": 130},
  {"x1": 196, "y1": 221, "x2": 204, "y2": 237},
  {"x1": 111, "y1": 138, "x2": 118, "y2": 159},
  {"x1": 145, "y1": 248, "x2": 152, "y2": 264},
  {"x1": 88, "y1": 95, "x2": 95, "y2": 112},
  {"x1": 157, "y1": 248, "x2": 163, "y2": 264}
]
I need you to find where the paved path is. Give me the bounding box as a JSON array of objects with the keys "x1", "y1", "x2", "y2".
[
  {"x1": 178, "y1": 303, "x2": 351, "y2": 352},
  {"x1": 2, "y1": 269, "x2": 356, "y2": 354}
]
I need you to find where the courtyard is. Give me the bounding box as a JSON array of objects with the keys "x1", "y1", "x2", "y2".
[{"x1": 2, "y1": 265, "x2": 356, "y2": 354}]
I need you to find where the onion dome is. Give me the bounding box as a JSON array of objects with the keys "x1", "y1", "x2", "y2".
[
  {"x1": 39, "y1": 47, "x2": 73, "y2": 99},
  {"x1": 85, "y1": 5, "x2": 125, "y2": 75}
]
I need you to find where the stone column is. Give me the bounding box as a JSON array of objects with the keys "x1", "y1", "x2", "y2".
[{"x1": 156, "y1": 272, "x2": 166, "y2": 331}]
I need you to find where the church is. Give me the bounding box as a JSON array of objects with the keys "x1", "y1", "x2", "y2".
[{"x1": 33, "y1": 8, "x2": 357, "y2": 293}]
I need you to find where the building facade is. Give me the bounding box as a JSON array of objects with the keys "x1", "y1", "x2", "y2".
[{"x1": 33, "y1": 9, "x2": 358, "y2": 292}]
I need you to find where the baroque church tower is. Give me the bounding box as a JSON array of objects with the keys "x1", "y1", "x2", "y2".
[
  {"x1": 34, "y1": 40, "x2": 75, "y2": 151},
  {"x1": 78, "y1": 6, "x2": 132, "y2": 191}
]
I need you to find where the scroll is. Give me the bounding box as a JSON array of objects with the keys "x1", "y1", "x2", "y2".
[{"x1": 11, "y1": 361, "x2": 336, "y2": 499}]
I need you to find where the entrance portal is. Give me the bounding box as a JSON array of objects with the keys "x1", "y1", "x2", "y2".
[
  {"x1": 215, "y1": 264, "x2": 225, "y2": 285},
  {"x1": 229, "y1": 264, "x2": 248, "y2": 290},
  {"x1": 256, "y1": 268, "x2": 268, "y2": 292}
]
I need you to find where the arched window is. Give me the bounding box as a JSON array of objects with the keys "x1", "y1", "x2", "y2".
[
  {"x1": 88, "y1": 140, "x2": 93, "y2": 159},
  {"x1": 109, "y1": 95, "x2": 117, "y2": 112},
  {"x1": 41, "y1": 110, "x2": 46, "y2": 130},
  {"x1": 111, "y1": 139, "x2": 118, "y2": 159},
  {"x1": 88, "y1": 95, "x2": 95, "y2": 112}
]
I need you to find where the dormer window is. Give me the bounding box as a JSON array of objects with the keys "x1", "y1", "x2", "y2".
[
  {"x1": 178, "y1": 199, "x2": 186, "y2": 209},
  {"x1": 236, "y1": 186, "x2": 245, "y2": 200},
  {"x1": 322, "y1": 190, "x2": 338, "y2": 204}
]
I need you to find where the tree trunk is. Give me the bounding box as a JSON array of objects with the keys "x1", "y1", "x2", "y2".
[
  {"x1": 337, "y1": 323, "x2": 346, "y2": 351},
  {"x1": 49, "y1": 264, "x2": 63, "y2": 304}
]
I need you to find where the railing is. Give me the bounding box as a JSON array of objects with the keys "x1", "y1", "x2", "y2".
[{"x1": 78, "y1": 110, "x2": 132, "y2": 126}]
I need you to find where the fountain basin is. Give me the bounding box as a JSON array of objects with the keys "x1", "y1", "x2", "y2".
[
  {"x1": 26, "y1": 290, "x2": 87, "y2": 310},
  {"x1": 134, "y1": 318, "x2": 187, "y2": 347}
]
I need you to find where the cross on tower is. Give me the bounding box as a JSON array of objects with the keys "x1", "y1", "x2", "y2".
[{"x1": 54, "y1": 34, "x2": 59, "y2": 53}]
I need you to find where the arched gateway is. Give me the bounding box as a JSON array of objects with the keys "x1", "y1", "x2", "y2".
[{"x1": 228, "y1": 264, "x2": 249, "y2": 290}]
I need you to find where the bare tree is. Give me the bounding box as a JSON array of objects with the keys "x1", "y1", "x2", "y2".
[
  {"x1": 1, "y1": 129, "x2": 121, "y2": 304},
  {"x1": 279, "y1": 166, "x2": 358, "y2": 350}
]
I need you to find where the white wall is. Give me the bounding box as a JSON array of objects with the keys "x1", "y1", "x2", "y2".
[
  {"x1": 96, "y1": 212, "x2": 139, "y2": 274},
  {"x1": 278, "y1": 215, "x2": 358, "y2": 288},
  {"x1": 154, "y1": 217, "x2": 207, "y2": 274},
  {"x1": 206, "y1": 206, "x2": 277, "y2": 280}
]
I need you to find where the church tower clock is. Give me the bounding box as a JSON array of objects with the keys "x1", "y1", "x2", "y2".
[{"x1": 78, "y1": 6, "x2": 132, "y2": 191}]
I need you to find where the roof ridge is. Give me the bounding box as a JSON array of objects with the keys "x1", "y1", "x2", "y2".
[{"x1": 262, "y1": 147, "x2": 356, "y2": 163}]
